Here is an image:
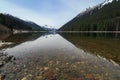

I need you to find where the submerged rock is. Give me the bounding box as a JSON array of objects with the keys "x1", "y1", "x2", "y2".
[
  {"x1": 21, "y1": 74, "x2": 33, "y2": 80},
  {"x1": 44, "y1": 67, "x2": 49, "y2": 71},
  {"x1": 0, "y1": 73, "x2": 5, "y2": 80},
  {"x1": 0, "y1": 52, "x2": 15, "y2": 68}
]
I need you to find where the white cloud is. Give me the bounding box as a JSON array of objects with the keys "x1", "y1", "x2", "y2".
[
  {"x1": 60, "y1": 0, "x2": 99, "y2": 12},
  {"x1": 0, "y1": 0, "x2": 104, "y2": 29},
  {"x1": 0, "y1": 0, "x2": 56, "y2": 27},
  {"x1": 0, "y1": 0, "x2": 78, "y2": 29}
]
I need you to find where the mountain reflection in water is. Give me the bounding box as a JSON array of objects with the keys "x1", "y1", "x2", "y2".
[
  {"x1": 0, "y1": 33, "x2": 120, "y2": 80},
  {"x1": 60, "y1": 33, "x2": 120, "y2": 65}
]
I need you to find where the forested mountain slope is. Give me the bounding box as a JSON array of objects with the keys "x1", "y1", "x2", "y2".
[
  {"x1": 0, "y1": 13, "x2": 45, "y2": 32},
  {"x1": 59, "y1": 0, "x2": 120, "y2": 31}
]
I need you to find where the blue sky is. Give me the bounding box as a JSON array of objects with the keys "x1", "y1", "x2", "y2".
[{"x1": 0, "y1": 0, "x2": 104, "y2": 29}]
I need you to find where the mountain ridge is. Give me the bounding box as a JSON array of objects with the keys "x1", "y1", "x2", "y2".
[
  {"x1": 59, "y1": 0, "x2": 120, "y2": 31},
  {"x1": 0, "y1": 13, "x2": 46, "y2": 33}
]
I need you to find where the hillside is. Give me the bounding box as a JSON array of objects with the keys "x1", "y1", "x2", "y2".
[
  {"x1": 0, "y1": 13, "x2": 45, "y2": 32},
  {"x1": 0, "y1": 24, "x2": 11, "y2": 33},
  {"x1": 59, "y1": 0, "x2": 120, "y2": 31}
]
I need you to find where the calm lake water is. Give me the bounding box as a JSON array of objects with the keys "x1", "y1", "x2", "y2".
[{"x1": 0, "y1": 32, "x2": 120, "y2": 80}]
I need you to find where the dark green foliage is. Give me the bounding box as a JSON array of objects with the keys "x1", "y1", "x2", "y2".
[
  {"x1": 59, "y1": 0, "x2": 120, "y2": 31},
  {"x1": 0, "y1": 13, "x2": 45, "y2": 31}
]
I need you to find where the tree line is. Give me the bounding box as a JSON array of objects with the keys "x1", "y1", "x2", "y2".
[{"x1": 59, "y1": 0, "x2": 120, "y2": 31}]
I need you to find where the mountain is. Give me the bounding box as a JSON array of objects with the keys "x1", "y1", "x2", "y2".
[
  {"x1": 59, "y1": 0, "x2": 120, "y2": 31},
  {"x1": 0, "y1": 24, "x2": 10, "y2": 33},
  {"x1": 0, "y1": 13, "x2": 45, "y2": 32}
]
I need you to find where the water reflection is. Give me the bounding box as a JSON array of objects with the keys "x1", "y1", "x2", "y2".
[
  {"x1": 0, "y1": 33, "x2": 43, "y2": 50},
  {"x1": 0, "y1": 33, "x2": 11, "y2": 40},
  {"x1": 60, "y1": 33, "x2": 120, "y2": 65},
  {"x1": 0, "y1": 33, "x2": 120, "y2": 80},
  {"x1": 4, "y1": 34, "x2": 77, "y2": 57}
]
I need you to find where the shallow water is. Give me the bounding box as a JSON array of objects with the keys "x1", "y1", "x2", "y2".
[{"x1": 0, "y1": 32, "x2": 120, "y2": 80}]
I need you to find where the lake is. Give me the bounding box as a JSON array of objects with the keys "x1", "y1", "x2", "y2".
[{"x1": 0, "y1": 32, "x2": 120, "y2": 80}]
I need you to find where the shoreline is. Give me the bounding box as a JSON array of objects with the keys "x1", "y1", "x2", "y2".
[
  {"x1": 13, "y1": 30, "x2": 47, "y2": 34},
  {"x1": 0, "y1": 30, "x2": 47, "y2": 34},
  {"x1": 1, "y1": 31, "x2": 120, "y2": 34},
  {"x1": 57, "y1": 31, "x2": 120, "y2": 33}
]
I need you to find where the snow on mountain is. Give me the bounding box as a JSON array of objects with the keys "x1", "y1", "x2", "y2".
[
  {"x1": 101, "y1": 0, "x2": 113, "y2": 8},
  {"x1": 76, "y1": 0, "x2": 119, "y2": 18}
]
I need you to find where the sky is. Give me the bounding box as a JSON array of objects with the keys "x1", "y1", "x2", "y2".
[{"x1": 0, "y1": 0, "x2": 104, "y2": 29}]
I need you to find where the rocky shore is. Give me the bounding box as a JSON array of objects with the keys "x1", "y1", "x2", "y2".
[
  {"x1": 0, "y1": 52, "x2": 119, "y2": 80},
  {"x1": 0, "y1": 51, "x2": 15, "y2": 80}
]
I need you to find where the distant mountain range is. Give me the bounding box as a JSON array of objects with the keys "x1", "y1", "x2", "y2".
[
  {"x1": 0, "y1": 13, "x2": 46, "y2": 33},
  {"x1": 59, "y1": 0, "x2": 120, "y2": 31}
]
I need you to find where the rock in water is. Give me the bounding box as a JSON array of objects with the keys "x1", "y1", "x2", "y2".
[{"x1": 0, "y1": 74, "x2": 5, "y2": 80}]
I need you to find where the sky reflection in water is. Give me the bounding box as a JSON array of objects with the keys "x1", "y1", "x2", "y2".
[{"x1": 0, "y1": 33, "x2": 120, "y2": 80}]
